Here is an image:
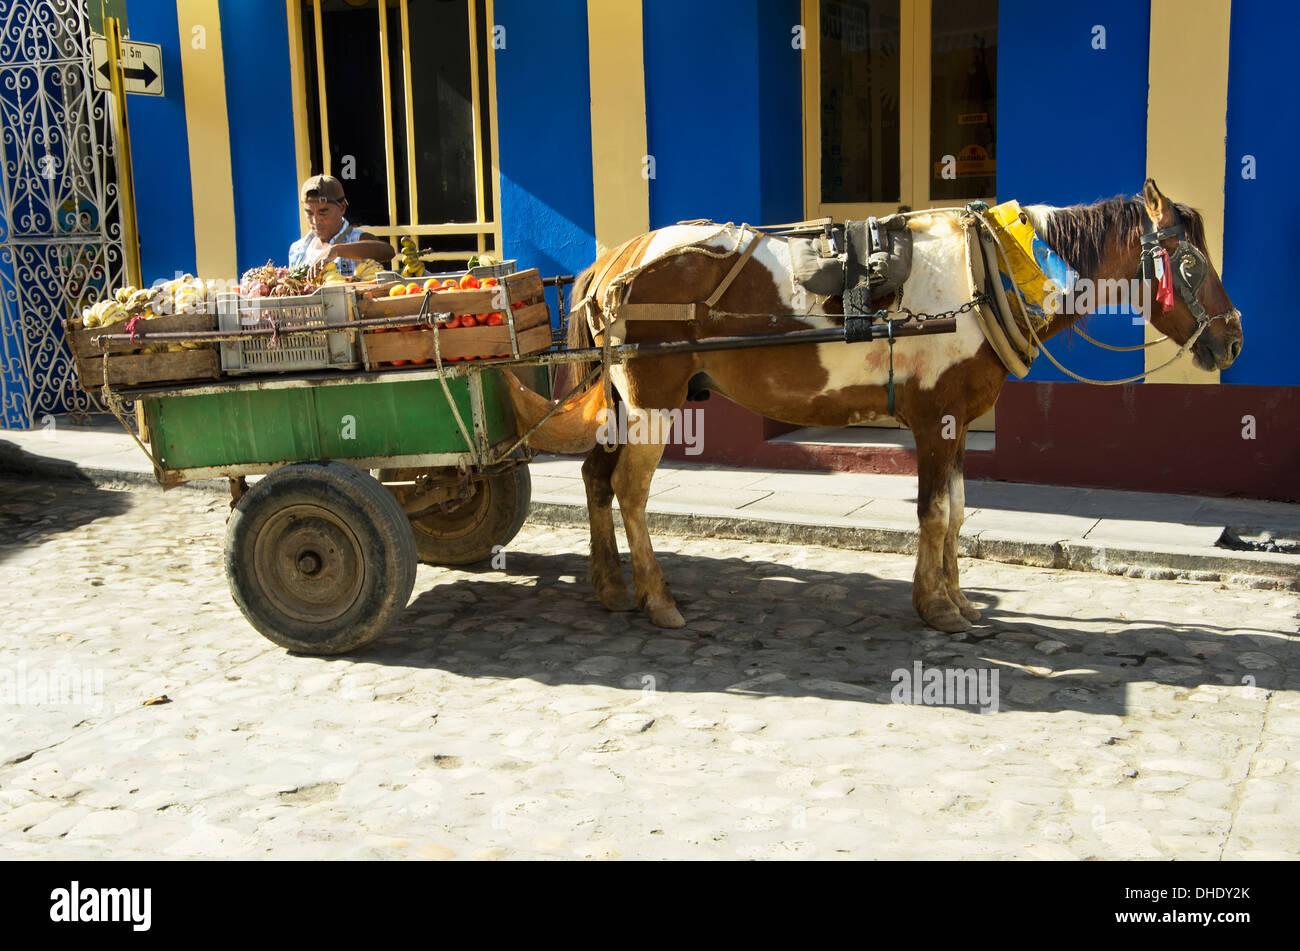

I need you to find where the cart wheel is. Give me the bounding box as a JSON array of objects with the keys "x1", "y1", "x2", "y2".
[
  {"x1": 385, "y1": 465, "x2": 531, "y2": 566},
  {"x1": 224, "y1": 462, "x2": 417, "y2": 655}
]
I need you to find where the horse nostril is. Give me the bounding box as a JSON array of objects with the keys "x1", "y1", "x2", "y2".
[{"x1": 1229, "y1": 339, "x2": 1242, "y2": 359}]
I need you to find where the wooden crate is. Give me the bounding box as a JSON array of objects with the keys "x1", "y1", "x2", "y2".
[
  {"x1": 359, "y1": 269, "x2": 553, "y2": 368},
  {"x1": 64, "y1": 313, "x2": 220, "y2": 389},
  {"x1": 356, "y1": 268, "x2": 545, "y2": 321}
]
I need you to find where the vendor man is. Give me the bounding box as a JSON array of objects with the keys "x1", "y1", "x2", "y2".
[{"x1": 290, "y1": 174, "x2": 395, "y2": 279}]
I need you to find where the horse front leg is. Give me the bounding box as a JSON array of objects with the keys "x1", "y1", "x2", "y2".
[
  {"x1": 582, "y1": 442, "x2": 634, "y2": 611},
  {"x1": 943, "y1": 435, "x2": 980, "y2": 623},
  {"x1": 911, "y1": 423, "x2": 971, "y2": 633},
  {"x1": 609, "y1": 432, "x2": 684, "y2": 629}
]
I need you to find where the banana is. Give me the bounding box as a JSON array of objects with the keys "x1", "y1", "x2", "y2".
[
  {"x1": 146, "y1": 286, "x2": 172, "y2": 314},
  {"x1": 99, "y1": 303, "x2": 128, "y2": 327},
  {"x1": 125, "y1": 289, "x2": 153, "y2": 316}
]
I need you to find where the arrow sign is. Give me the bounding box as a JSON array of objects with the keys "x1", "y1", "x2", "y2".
[
  {"x1": 90, "y1": 37, "x2": 164, "y2": 96},
  {"x1": 97, "y1": 57, "x2": 157, "y2": 89}
]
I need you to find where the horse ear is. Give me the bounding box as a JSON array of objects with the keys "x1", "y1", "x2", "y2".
[{"x1": 1142, "y1": 178, "x2": 1169, "y2": 224}]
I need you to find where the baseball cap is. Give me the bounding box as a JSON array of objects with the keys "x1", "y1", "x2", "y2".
[{"x1": 300, "y1": 174, "x2": 346, "y2": 203}]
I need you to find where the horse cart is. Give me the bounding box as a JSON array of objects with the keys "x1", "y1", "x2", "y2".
[{"x1": 68, "y1": 220, "x2": 995, "y2": 654}]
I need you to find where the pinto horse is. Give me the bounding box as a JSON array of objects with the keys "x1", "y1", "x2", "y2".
[{"x1": 509, "y1": 179, "x2": 1243, "y2": 633}]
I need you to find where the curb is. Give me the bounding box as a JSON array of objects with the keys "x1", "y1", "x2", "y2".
[
  {"x1": 4, "y1": 443, "x2": 1296, "y2": 595},
  {"x1": 528, "y1": 501, "x2": 1300, "y2": 594},
  {"x1": 0, "y1": 440, "x2": 226, "y2": 497}
]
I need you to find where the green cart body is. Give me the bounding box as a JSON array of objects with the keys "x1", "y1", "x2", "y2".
[{"x1": 139, "y1": 364, "x2": 549, "y2": 486}]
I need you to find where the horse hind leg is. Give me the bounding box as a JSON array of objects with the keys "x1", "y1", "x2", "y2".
[
  {"x1": 943, "y1": 449, "x2": 980, "y2": 623},
  {"x1": 610, "y1": 424, "x2": 684, "y2": 629},
  {"x1": 582, "y1": 442, "x2": 634, "y2": 612}
]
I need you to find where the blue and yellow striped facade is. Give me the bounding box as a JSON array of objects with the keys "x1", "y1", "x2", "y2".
[
  {"x1": 2, "y1": 0, "x2": 1296, "y2": 495},
  {"x1": 103, "y1": 0, "x2": 1296, "y2": 390}
]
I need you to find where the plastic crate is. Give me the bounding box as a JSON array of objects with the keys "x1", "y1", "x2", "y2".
[
  {"x1": 469, "y1": 259, "x2": 517, "y2": 279},
  {"x1": 218, "y1": 285, "x2": 360, "y2": 374}
]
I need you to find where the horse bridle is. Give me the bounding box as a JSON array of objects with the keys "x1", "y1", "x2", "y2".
[{"x1": 1137, "y1": 207, "x2": 1241, "y2": 331}]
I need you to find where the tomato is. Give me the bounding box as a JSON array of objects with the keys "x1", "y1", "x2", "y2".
[
  {"x1": 423, "y1": 278, "x2": 440, "y2": 293},
  {"x1": 482, "y1": 277, "x2": 499, "y2": 287},
  {"x1": 485, "y1": 312, "x2": 504, "y2": 326},
  {"x1": 406, "y1": 282, "x2": 421, "y2": 295},
  {"x1": 388, "y1": 284, "x2": 406, "y2": 297},
  {"x1": 458, "y1": 274, "x2": 480, "y2": 290},
  {"x1": 510, "y1": 300, "x2": 524, "y2": 310},
  {"x1": 443, "y1": 279, "x2": 459, "y2": 290}
]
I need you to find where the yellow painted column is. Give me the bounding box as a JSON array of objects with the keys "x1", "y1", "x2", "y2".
[
  {"x1": 1144, "y1": 0, "x2": 1231, "y2": 383},
  {"x1": 176, "y1": 0, "x2": 239, "y2": 279},
  {"x1": 587, "y1": 0, "x2": 650, "y2": 256},
  {"x1": 285, "y1": 0, "x2": 312, "y2": 238}
]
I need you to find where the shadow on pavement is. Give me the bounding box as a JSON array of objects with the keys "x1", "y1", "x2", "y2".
[
  {"x1": 0, "y1": 447, "x2": 132, "y2": 564},
  {"x1": 313, "y1": 546, "x2": 1299, "y2": 718}
]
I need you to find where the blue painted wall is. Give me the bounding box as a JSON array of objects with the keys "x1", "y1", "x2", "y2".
[
  {"x1": 122, "y1": 0, "x2": 196, "y2": 285},
  {"x1": 997, "y1": 0, "x2": 1150, "y2": 383},
  {"x1": 220, "y1": 0, "x2": 301, "y2": 277},
  {"x1": 757, "y1": 0, "x2": 804, "y2": 226},
  {"x1": 643, "y1": 0, "x2": 800, "y2": 229},
  {"x1": 1220, "y1": 1, "x2": 1299, "y2": 386},
  {"x1": 493, "y1": 0, "x2": 596, "y2": 282},
  {"x1": 644, "y1": 0, "x2": 762, "y2": 226}
]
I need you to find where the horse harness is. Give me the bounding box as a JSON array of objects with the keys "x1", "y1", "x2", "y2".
[{"x1": 1138, "y1": 207, "x2": 1240, "y2": 332}]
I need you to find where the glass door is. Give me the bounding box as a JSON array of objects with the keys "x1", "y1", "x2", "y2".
[{"x1": 803, "y1": 0, "x2": 997, "y2": 218}]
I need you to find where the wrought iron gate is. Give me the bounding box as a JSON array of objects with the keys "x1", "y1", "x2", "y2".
[{"x1": 0, "y1": 0, "x2": 125, "y2": 427}]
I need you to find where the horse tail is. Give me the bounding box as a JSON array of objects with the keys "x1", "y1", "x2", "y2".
[
  {"x1": 499, "y1": 259, "x2": 609, "y2": 455},
  {"x1": 558, "y1": 261, "x2": 598, "y2": 392}
]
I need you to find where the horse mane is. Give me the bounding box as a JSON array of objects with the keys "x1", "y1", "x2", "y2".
[{"x1": 1035, "y1": 194, "x2": 1209, "y2": 278}]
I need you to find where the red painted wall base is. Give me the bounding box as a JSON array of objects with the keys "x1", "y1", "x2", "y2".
[{"x1": 660, "y1": 383, "x2": 1298, "y2": 502}]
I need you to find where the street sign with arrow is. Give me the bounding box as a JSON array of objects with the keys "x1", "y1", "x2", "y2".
[{"x1": 90, "y1": 36, "x2": 163, "y2": 97}]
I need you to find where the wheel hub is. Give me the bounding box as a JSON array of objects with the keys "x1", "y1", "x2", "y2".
[{"x1": 252, "y1": 505, "x2": 365, "y2": 623}]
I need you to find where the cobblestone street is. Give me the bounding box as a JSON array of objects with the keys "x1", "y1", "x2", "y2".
[{"x1": 1, "y1": 476, "x2": 1297, "y2": 860}]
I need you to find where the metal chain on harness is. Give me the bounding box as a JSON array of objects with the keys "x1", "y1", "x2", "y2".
[{"x1": 842, "y1": 292, "x2": 991, "y2": 416}]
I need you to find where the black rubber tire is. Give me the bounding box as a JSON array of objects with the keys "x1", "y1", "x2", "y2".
[
  {"x1": 224, "y1": 462, "x2": 417, "y2": 655},
  {"x1": 388, "y1": 465, "x2": 532, "y2": 566}
]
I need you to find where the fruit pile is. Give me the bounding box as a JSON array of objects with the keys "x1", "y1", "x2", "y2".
[
  {"x1": 375, "y1": 271, "x2": 519, "y2": 366},
  {"x1": 77, "y1": 275, "x2": 219, "y2": 328},
  {"x1": 74, "y1": 276, "x2": 219, "y2": 352},
  {"x1": 238, "y1": 257, "x2": 382, "y2": 297}
]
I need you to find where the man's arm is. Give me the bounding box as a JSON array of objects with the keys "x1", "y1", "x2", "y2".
[{"x1": 329, "y1": 233, "x2": 395, "y2": 265}]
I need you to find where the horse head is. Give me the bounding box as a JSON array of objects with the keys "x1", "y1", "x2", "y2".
[{"x1": 1137, "y1": 178, "x2": 1244, "y2": 371}]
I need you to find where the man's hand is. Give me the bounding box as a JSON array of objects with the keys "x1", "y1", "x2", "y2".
[{"x1": 306, "y1": 247, "x2": 338, "y2": 283}]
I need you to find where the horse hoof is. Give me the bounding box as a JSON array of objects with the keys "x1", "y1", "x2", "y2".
[
  {"x1": 645, "y1": 603, "x2": 685, "y2": 629},
  {"x1": 958, "y1": 603, "x2": 982, "y2": 622},
  {"x1": 921, "y1": 609, "x2": 972, "y2": 634}
]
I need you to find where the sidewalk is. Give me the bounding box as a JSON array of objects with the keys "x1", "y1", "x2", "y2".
[{"x1": 2, "y1": 418, "x2": 1297, "y2": 591}]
